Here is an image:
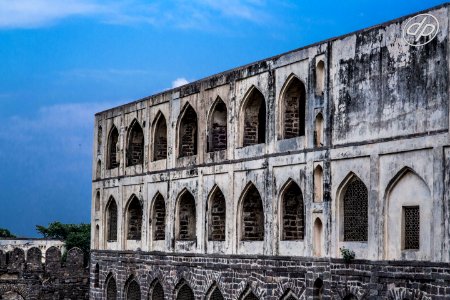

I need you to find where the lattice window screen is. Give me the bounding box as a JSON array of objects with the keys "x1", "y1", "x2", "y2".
[
  {"x1": 404, "y1": 206, "x2": 420, "y2": 250},
  {"x1": 343, "y1": 177, "x2": 368, "y2": 241}
]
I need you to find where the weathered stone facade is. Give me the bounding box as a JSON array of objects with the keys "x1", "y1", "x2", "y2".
[
  {"x1": 0, "y1": 246, "x2": 89, "y2": 299},
  {"x1": 91, "y1": 3, "x2": 450, "y2": 299}
]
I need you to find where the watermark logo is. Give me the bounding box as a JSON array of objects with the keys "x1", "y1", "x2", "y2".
[{"x1": 403, "y1": 14, "x2": 439, "y2": 46}]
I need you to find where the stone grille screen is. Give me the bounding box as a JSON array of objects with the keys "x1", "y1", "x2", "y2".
[
  {"x1": 404, "y1": 206, "x2": 420, "y2": 250},
  {"x1": 108, "y1": 200, "x2": 118, "y2": 241},
  {"x1": 343, "y1": 178, "x2": 368, "y2": 241}
]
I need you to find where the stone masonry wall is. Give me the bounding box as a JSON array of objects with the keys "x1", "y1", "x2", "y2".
[
  {"x1": 0, "y1": 247, "x2": 89, "y2": 300},
  {"x1": 91, "y1": 250, "x2": 450, "y2": 299}
]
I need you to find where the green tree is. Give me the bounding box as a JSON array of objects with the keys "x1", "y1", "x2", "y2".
[
  {"x1": 36, "y1": 222, "x2": 90, "y2": 255},
  {"x1": 0, "y1": 228, "x2": 16, "y2": 238}
]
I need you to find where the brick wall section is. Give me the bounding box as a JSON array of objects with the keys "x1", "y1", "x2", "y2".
[
  {"x1": 242, "y1": 185, "x2": 264, "y2": 241},
  {"x1": 283, "y1": 78, "x2": 305, "y2": 139},
  {"x1": 153, "y1": 194, "x2": 166, "y2": 241},
  {"x1": 243, "y1": 90, "x2": 265, "y2": 146},
  {"x1": 154, "y1": 116, "x2": 168, "y2": 161},
  {"x1": 91, "y1": 250, "x2": 450, "y2": 300},
  {"x1": 179, "y1": 106, "x2": 198, "y2": 157},
  {"x1": 0, "y1": 247, "x2": 89, "y2": 299},
  {"x1": 178, "y1": 193, "x2": 196, "y2": 240},
  {"x1": 209, "y1": 190, "x2": 226, "y2": 241},
  {"x1": 127, "y1": 197, "x2": 143, "y2": 240},
  {"x1": 282, "y1": 183, "x2": 304, "y2": 240}
]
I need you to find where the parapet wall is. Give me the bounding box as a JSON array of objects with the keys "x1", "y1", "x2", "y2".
[{"x1": 0, "y1": 246, "x2": 89, "y2": 299}]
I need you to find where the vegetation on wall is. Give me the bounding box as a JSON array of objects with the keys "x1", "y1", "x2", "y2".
[
  {"x1": 0, "y1": 228, "x2": 16, "y2": 238},
  {"x1": 36, "y1": 222, "x2": 91, "y2": 255}
]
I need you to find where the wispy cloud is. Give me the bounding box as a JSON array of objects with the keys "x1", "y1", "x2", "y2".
[
  {"x1": 172, "y1": 77, "x2": 189, "y2": 88},
  {"x1": 0, "y1": 0, "x2": 273, "y2": 30}
]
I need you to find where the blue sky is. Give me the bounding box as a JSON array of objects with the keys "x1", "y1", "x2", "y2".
[{"x1": 0, "y1": 0, "x2": 444, "y2": 237}]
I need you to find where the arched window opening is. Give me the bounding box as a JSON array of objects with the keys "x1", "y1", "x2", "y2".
[
  {"x1": 95, "y1": 191, "x2": 100, "y2": 212},
  {"x1": 176, "y1": 281, "x2": 194, "y2": 300},
  {"x1": 126, "y1": 280, "x2": 141, "y2": 300},
  {"x1": 208, "y1": 98, "x2": 227, "y2": 152},
  {"x1": 153, "y1": 113, "x2": 167, "y2": 161},
  {"x1": 97, "y1": 125, "x2": 103, "y2": 155},
  {"x1": 127, "y1": 196, "x2": 143, "y2": 240},
  {"x1": 282, "y1": 77, "x2": 306, "y2": 139},
  {"x1": 106, "y1": 276, "x2": 117, "y2": 300},
  {"x1": 316, "y1": 60, "x2": 325, "y2": 96},
  {"x1": 106, "y1": 197, "x2": 118, "y2": 242},
  {"x1": 152, "y1": 194, "x2": 166, "y2": 241},
  {"x1": 280, "y1": 290, "x2": 298, "y2": 300},
  {"x1": 177, "y1": 191, "x2": 196, "y2": 241},
  {"x1": 313, "y1": 278, "x2": 323, "y2": 300},
  {"x1": 281, "y1": 181, "x2": 304, "y2": 240},
  {"x1": 242, "y1": 88, "x2": 266, "y2": 146},
  {"x1": 150, "y1": 281, "x2": 164, "y2": 300},
  {"x1": 208, "y1": 286, "x2": 224, "y2": 300},
  {"x1": 343, "y1": 177, "x2": 368, "y2": 242},
  {"x1": 108, "y1": 126, "x2": 119, "y2": 169},
  {"x1": 208, "y1": 187, "x2": 226, "y2": 241},
  {"x1": 314, "y1": 113, "x2": 324, "y2": 147},
  {"x1": 241, "y1": 184, "x2": 264, "y2": 241},
  {"x1": 313, "y1": 218, "x2": 323, "y2": 257},
  {"x1": 96, "y1": 160, "x2": 102, "y2": 179},
  {"x1": 314, "y1": 166, "x2": 323, "y2": 202},
  {"x1": 94, "y1": 264, "x2": 100, "y2": 288},
  {"x1": 178, "y1": 104, "x2": 198, "y2": 157},
  {"x1": 127, "y1": 120, "x2": 144, "y2": 167},
  {"x1": 241, "y1": 290, "x2": 259, "y2": 300}
]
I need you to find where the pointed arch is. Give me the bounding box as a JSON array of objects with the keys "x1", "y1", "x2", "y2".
[
  {"x1": 95, "y1": 191, "x2": 100, "y2": 212},
  {"x1": 280, "y1": 289, "x2": 298, "y2": 300},
  {"x1": 107, "y1": 125, "x2": 119, "y2": 169},
  {"x1": 149, "y1": 279, "x2": 164, "y2": 300},
  {"x1": 105, "y1": 273, "x2": 117, "y2": 300},
  {"x1": 339, "y1": 173, "x2": 368, "y2": 242},
  {"x1": 279, "y1": 179, "x2": 304, "y2": 240},
  {"x1": 97, "y1": 125, "x2": 103, "y2": 155},
  {"x1": 313, "y1": 217, "x2": 323, "y2": 257},
  {"x1": 178, "y1": 103, "x2": 198, "y2": 157},
  {"x1": 106, "y1": 196, "x2": 118, "y2": 242},
  {"x1": 208, "y1": 97, "x2": 228, "y2": 152},
  {"x1": 241, "y1": 86, "x2": 266, "y2": 146},
  {"x1": 385, "y1": 167, "x2": 431, "y2": 259},
  {"x1": 126, "y1": 195, "x2": 143, "y2": 240},
  {"x1": 315, "y1": 60, "x2": 325, "y2": 96},
  {"x1": 176, "y1": 189, "x2": 196, "y2": 241},
  {"x1": 126, "y1": 119, "x2": 144, "y2": 167},
  {"x1": 152, "y1": 192, "x2": 166, "y2": 241},
  {"x1": 175, "y1": 279, "x2": 194, "y2": 300},
  {"x1": 206, "y1": 282, "x2": 224, "y2": 300},
  {"x1": 314, "y1": 165, "x2": 323, "y2": 202},
  {"x1": 125, "y1": 276, "x2": 141, "y2": 300},
  {"x1": 313, "y1": 278, "x2": 323, "y2": 300},
  {"x1": 314, "y1": 113, "x2": 324, "y2": 147},
  {"x1": 239, "y1": 286, "x2": 259, "y2": 300},
  {"x1": 239, "y1": 182, "x2": 264, "y2": 241},
  {"x1": 152, "y1": 111, "x2": 168, "y2": 161},
  {"x1": 279, "y1": 74, "x2": 306, "y2": 139},
  {"x1": 208, "y1": 185, "x2": 226, "y2": 241}
]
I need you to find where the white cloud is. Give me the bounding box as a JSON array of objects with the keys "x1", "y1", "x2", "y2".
[
  {"x1": 0, "y1": 0, "x2": 273, "y2": 30},
  {"x1": 172, "y1": 77, "x2": 189, "y2": 88},
  {"x1": 0, "y1": 0, "x2": 104, "y2": 28}
]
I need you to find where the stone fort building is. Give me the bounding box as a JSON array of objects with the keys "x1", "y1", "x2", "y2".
[{"x1": 90, "y1": 3, "x2": 450, "y2": 299}]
